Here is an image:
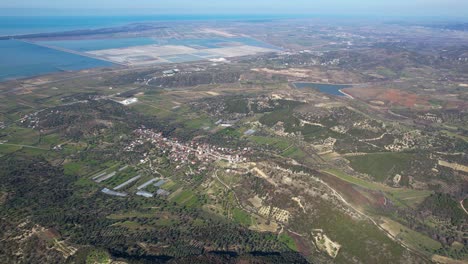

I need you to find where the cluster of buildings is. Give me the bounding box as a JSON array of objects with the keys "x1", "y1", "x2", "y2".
[
  {"x1": 95, "y1": 165, "x2": 172, "y2": 199},
  {"x1": 417, "y1": 113, "x2": 443, "y2": 123},
  {"x1": 313, "y1": 137, "x2": 337, "y2": 155},
  {"x1": 385, "y1": 130, "x2": 422, "y2": 152},
  {"x1": 162, "y1": 68, "x2": 180, "y2": 77},
  {"x1": 118, "y1": 97, "x2": 138, "y2": 106},
  {"x1": 126, "y1": 129, "x2": 251, "y2": 167},
  {"x1": 19, "y1": 111, "x2": 40, "y2": 129},
  {"x1": 135, "y1": 178, "x2": 170, "y2": 198}
]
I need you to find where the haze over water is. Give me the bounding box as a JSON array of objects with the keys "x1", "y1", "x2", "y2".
[{"x1": 0, "y1": 15, "x2": 286, "y2": 36}]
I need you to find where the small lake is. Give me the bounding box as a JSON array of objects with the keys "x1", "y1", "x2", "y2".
[
  {"x1": 0, "y1": 40, "x2": 113, "y2": 82},
  {"x1": 293, "y1": 82, "x2": 352, "y2": 96}
]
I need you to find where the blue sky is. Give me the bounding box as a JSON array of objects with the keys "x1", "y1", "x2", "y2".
[{"x1": 1, "y1": 0, "x2": 467, "y2": 17}]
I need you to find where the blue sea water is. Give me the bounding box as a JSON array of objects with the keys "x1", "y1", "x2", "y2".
[
  {"x1": 0, "y1": 40, "x2": 113, "y2": 82},
  {"x1": 293, "y1": 82, "x2": 352, "y2": 96},
  {"x1": 0, "y1": 16, "x2": 134, "y2": 36},
  {"x1": 0, "y1": 15, "x2": 285, "y2": 82},
  {"x1": 36, "y1": 37, "x2": 157, "y2": 52},
  {"x1": 0, "y1": 15, "x2": 287, "y2": 36}
]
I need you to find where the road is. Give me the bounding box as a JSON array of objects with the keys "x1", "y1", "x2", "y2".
[
  {"x1": 212, "y1": 169, "x2": 267, "y2": 225},
  {"x1": 216, "y1": 162, "x2": 429, "y2": 261},
  {"x1": 213, "y1": 169, "x2": 231, "y2": 190},
  {"x1": 0, "y1": 142, "x2": 49, "y2": 150},
  {"x1": 0, "y1": 64, "x2": 155, "y2": 95},
  {"x1": 461, "y1": 199, "x2": 468, "y2": 215},
  {"x1": 0, "y1": 55, "x2": 216, "y2": 96},
  {"x1": 320, "y1": 171, "x2": 431, "y2": 262}
]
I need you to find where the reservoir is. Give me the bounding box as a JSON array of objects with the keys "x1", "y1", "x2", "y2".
[
  {"x1": 293, "y1": 82, "x2": 352, "y2": 96},
  {"x1": 0, "y1": 39, "x2": 113, "y2": 82}
]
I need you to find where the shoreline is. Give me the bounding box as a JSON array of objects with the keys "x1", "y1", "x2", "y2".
[
  {"x1": 292, "y1": 82, "x2": 356, "y2": 98},
  {"x1": 17, "y1": 39, "x2": 125, "y2": 66},
  {"x1": 339, "y1": 89, "x2": 355, "y2": 99}
]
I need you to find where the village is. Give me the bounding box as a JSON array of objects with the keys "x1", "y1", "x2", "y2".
[{"x1": 126, "y1": 128, "x2": 251, "y2": 169}]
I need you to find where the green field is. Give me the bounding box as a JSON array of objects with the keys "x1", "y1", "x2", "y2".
[
  {"x1": 38, "y1": 133, "x2": 63, "y2": 148},
  {"x1": 259, "y1": 109, "x2": 299, "y2": 130},
  {"x1": 387, "y1": 189, "x2": 433, "y2": 208},
  {"x1": 170, "y1": 189, "x2": 201, "y2": 208},
  {"x1": 1, "y1": 126, "x2": 40, "y2": 146},
  {"x1": 232, "y1": 208, "x2": 252, "y2": 226},
  {"x1": 86, "y1": 249, "x2": 111, "y2": 264},
  {"x1": 183, "y1": 116, "x2": 212, "y2": 130},
  {"x1": 63, "y1": 162, "x2": 84, "y2": 176},
  {"x1": 102, "y1": 167, "x2": 139, "y2": 188},
  {"x1": 107, "y1": 211, "x2": 156, "y2": 220},
  {"x1": 0, "y1": 144, "x2": 22, "y2": 155},
  {"x1": 249, "y1": 136, "x2": 290, "y2": 151},
  {"x1": 382, "y1": 218, "x2": 441, "y2": 252},
  {"x1": 347, "y1": 152, "x2": 415, "y2": 182},
  {"x1": 322, "y1": 169, "x2": 432, "y2": 208},
  {"x1": 310, "y1": 201, "x2": 406, "y2": 264},
  {"x1": 278, "y1": 233, "x2": 298, "y2": 251},
  {"x1": 161, "y1": 180, "x2": 178, "y2": 192},
  {"x1": 323, "y1": 168, "x2": 385, "y2": 191},
  {"x1": 442, "y1": 130, "x2": 468, "y2": 142},
  {"x1": 281, "y1": 146, "x2": 306, "y2": 159}
]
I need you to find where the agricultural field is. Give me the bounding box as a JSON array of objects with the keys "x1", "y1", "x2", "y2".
[
  {"x1": 346, "y1": 152, "x2": 417, "y2": 182},
  {"x1": 1, "y1": 17, "x2": 467, "y2": 264}
]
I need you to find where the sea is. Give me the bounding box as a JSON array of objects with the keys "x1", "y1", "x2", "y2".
[
  {"x1": 0, "y1": 15, "x2": 287, "y2": 37},
  {"x1": 0, "y1": 15, "x2": 286, "y2": 82}
]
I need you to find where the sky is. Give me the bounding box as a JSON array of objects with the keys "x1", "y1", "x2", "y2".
[{"x1": 1, "y1": 0, "x2": 467, "y2": 17}]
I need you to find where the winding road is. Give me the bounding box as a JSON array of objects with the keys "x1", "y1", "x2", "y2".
[{"x1": 461, "y1": 199, "x2": 468, "y2": 215}]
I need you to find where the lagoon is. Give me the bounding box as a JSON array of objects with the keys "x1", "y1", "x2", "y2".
[
  {"x1": 156, "y1": 37, "x2": 280, "y2": 50},
  {"x1": 0, "y1": 40, "x2": 113, "y2": 82},
  {"x1": 36, "y1": 37, "x2": 158, "y2": 52}
]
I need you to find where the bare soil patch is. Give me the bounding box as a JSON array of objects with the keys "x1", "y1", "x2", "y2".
[{"x1": 344, "y1": 87, "x2": 431, "y2": 108}]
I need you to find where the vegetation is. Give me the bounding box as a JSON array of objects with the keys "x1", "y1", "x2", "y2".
[
  {"x1": 347, "y1": 152, "x2": 415, "y2": 182},
  {"x1": 419, "y1": 193, "x2": 467, "y2": 226},
  {"x1": 0, "y1": 155, "x2": 301, "y2": 263},
  {"x1": 278, "y1": 234, "x2": 298, "y2": 251},
  {"x1": 1, "y1": 18, "x2": 467, "y2": 263}
]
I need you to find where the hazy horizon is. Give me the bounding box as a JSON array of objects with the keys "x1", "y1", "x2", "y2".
[{"x1": 1, "y1": 0, "x2": 467, "y2": 18}]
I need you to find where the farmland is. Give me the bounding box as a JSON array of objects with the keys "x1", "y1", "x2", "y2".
[
  {"x1": 346, "y1": 152, "x2": 416, "y2": 182},
  {"x1": 1, "y1": 16, "x2": 467, "y2": 264}
]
